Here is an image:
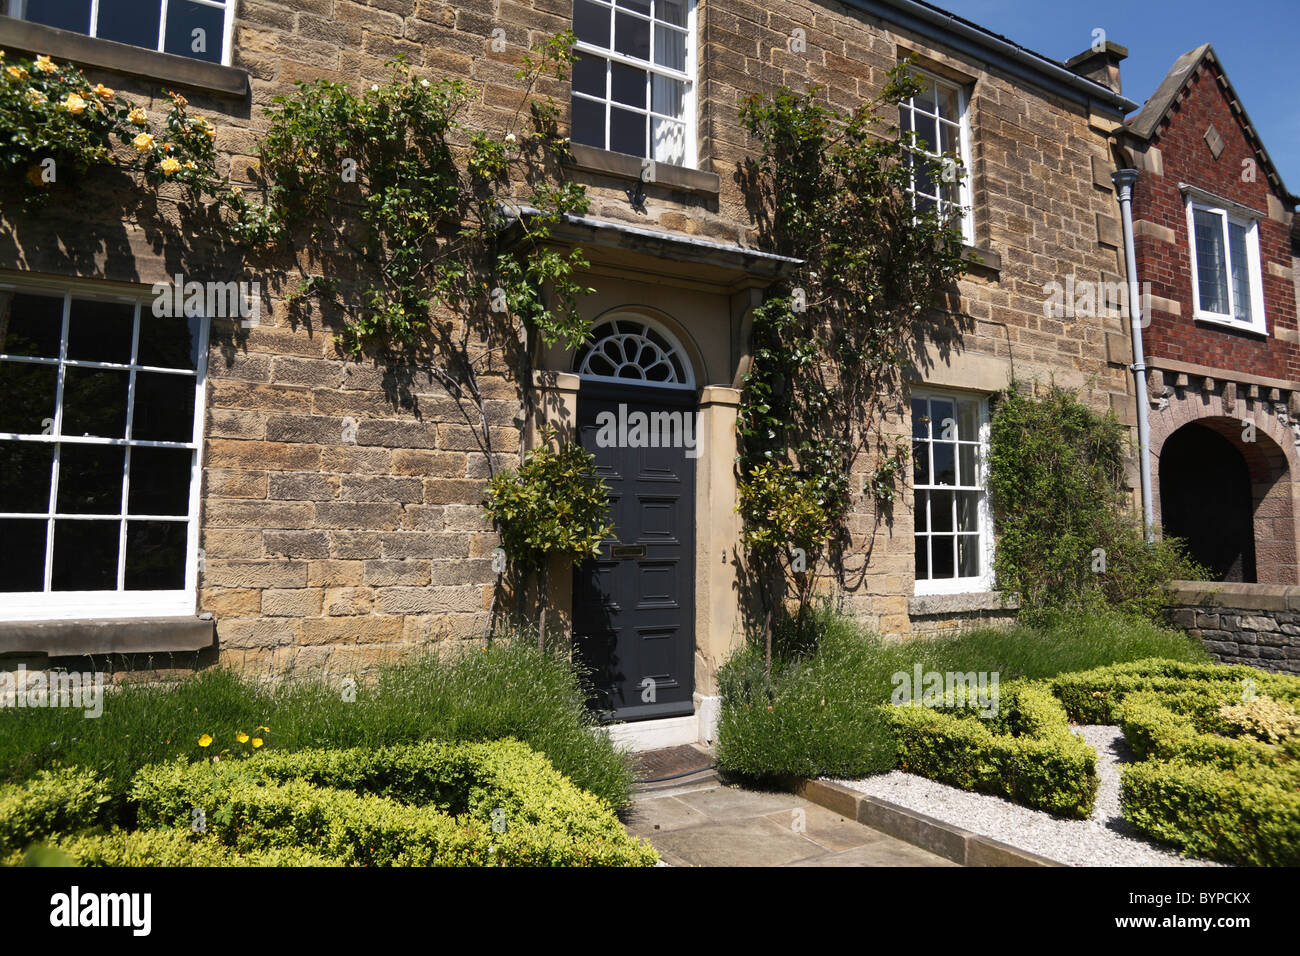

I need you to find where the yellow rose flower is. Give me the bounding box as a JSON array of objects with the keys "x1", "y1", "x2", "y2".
[
  {"x1": 183, "y1": 160, "x2": 196, "y2": 170},
  {"x1": 25, "y1": 89, "x2": 45, "y2": 105},
  {"x1": 61, "y1": 94, "x2": 86, "y2": 114},
  {"x1": 93, "y1": 83, "x2": 113, "y2": 99},
  {"x1": 198, "y1": 734, "x2": 213, "y2": 747},
  {"x1": 128, "y1": 107, "x2": 147, "y2": 126},
  {"x1": 33, "y1": 55, "x2": 57, "y2": 74},
  {"x1": 132, "y1": 132, "x2": 154, "y2": 152},
  {"x1": 5, "y1": 65, "x2": 28, "y2": 81},
  {"x1": 159, "y1": 156, "x2": 181, "y2": 175},
  {"x1": 236, "y1": 731, "x2": 249, "y2": 743},
  {"x1": 251, "y1": 738, "x2": 264, "y2": 749}
]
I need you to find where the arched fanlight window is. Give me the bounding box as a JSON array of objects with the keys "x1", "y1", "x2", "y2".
[{"x1": 573, "y1": 317, "x2": 695, "y2": 388}]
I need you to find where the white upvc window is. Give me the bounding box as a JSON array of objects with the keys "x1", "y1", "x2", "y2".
[
  {"x1": 899, "y1": 69, "x2": 974, "y2": 244},
  {"x1": 911, "y1": 390, "x2": 993, "y2": 595},
  {"x1": 1186, "y1": 199, "x2": 1267, "y2": 334},
  {"x1": 571, "y1": 0, "x2": 697, "y2": 168},
  {"x1": 8, "y1": 0, "x2": 236, "y2": 67},
  {"x1": 0, "y1": 286, "x2": 209, "y2": 621}
]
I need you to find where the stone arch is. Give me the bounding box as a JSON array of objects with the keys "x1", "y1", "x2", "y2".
[{"x1": 1148, "y1": 386, "x2": 1299, "y2": 584}]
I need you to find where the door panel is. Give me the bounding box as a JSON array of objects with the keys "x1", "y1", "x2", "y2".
[{"x1": 572, "y1": 387, "x2": 696, "y2": 721}]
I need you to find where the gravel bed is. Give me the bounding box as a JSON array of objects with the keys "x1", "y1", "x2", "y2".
[{"x1": 834, "y1": 725, "x2": 1221, "y2": 867}]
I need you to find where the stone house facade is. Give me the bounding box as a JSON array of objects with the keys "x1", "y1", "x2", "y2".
[
  {"x1": 0, "y1": 0, "x2": 1140, "y2": 744},
  {"x1": 1117, "y1": 44, "x2": 1300, "y2": 586}
]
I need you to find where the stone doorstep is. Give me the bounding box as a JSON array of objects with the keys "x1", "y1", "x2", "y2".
[{"x1": 795, "y1": 778, "x2": 1061, "y2": 868}]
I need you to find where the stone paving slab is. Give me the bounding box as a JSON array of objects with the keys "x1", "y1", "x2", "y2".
[{"x1": 624, "y1": 782, "x2": 956, "y2": 867}]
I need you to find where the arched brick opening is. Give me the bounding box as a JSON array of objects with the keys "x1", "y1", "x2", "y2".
[
  {"x1": 1149, "y1": 394, "x2": 1299, "y2": 584},
  {"x1": 1160, "y1": 423, "x2": 1257, "y2": 581}
]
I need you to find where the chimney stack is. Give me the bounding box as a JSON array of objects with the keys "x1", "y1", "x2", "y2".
[{"x1": 1065, "y1": 40, "x2": 1128, "y2": 96}]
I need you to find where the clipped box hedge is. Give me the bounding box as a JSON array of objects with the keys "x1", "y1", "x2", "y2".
[
  {"x1": 1051, "y1": 658, "x2": 1300, "y2": 724},
  {"x1": 1121, "y1": 757, "x2": 1300, "y2": 866},
  {"x1": 132, "y1": 738, "x2": 658, "y2": 867},
  {"x1": 5, "y1": 829, "x2": 342, "y2": 868},
  {"x1": 884, "y1": 682, "x2": 1098, "y2": 818},
  {"x1": 1052, "y1": 658, "x2": 1300, "y2": 865},
  {"x1": 0, "y1": 767, "x2": 110, "y2": 855}
]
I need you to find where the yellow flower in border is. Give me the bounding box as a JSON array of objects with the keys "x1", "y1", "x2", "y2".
[
  {"x1": 25, "y1": 89, "x2": 45, "y2": 105},
  {"x1": 131, "y1": 132, "x2": 154, "y2": 152},
  {"x1": 198, "y1": 734, "x2": 213, "y2": 747},
  {"x1": 159, "y1": 156, "x2": 181, "y2": 175},
  {"x1": 33, "y1": 55, "x2": 57, "y2": 74},
  {"x1": 127, "y1": 107, "x2": 147, "y2": 126},
  {"x1": 251, "y1": 738, "x2": 264, "y2": 749},
  {"x1": 61, "y1": 94, "x2": 86, "y2": 114},
  {"x1": 182, "y1": 160, "x2": 196, "y2": 171},
  {"x1": 93, "y1": 83, "x2": 113, "y2": 99},
  {"x1": 235, "y1": 731, "x2": 249, "y2": 743},
  {"x1": 255, "y1": 725, "x2": 269, "y2": 732},
  {"x1": 5, "y1": 65, "x2": 28, "y2": 81}
]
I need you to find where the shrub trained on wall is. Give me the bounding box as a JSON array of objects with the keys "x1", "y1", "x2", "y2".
[
  {"x1": 483, "y1": 426, "x2": 612, "y2": 648},
  {"x1": 986, "y1": 385, "x2": 1200, "y2": 621},
  {"x1": 734, "y1": 62, "x2": 969, "y2": 646}
]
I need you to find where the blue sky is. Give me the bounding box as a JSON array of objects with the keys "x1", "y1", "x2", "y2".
[{"x1": 935, "y1": 0, "x2": 1300, "y2": 194}]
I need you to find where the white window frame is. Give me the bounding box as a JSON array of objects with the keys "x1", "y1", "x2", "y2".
[
  {"x1": 1185, "y1": 197, "x2": 1268, "y2": 335},
  {"x1": 899, "y1": 68, "x2": 974, "y2": 245},
  {"x1": 9, "y1": 0, "x2": 236, "y2": 68},
  {"x1": 571, "y1": 0, "x2": 698, "y2": 169},
  {"x1": 0, "y1": 283, "x2": 209, "y2": 621},
  {"x1": 911, "y1": 389, "x2": 993, "y2": 596}
]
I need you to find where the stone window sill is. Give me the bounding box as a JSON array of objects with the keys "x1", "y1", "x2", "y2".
[
  {"x1": 961, "y1": 244, "x2": 1001, "y2": 275},
  {"x1": 566, "y1": 143, "x2": 720, "y2": 197},
  {"x1": 0, "y1": 616, "x2": 215, "y2": 659},
  {"x1": 909, "y1": 591, "x2": 1019, "y2": 617},
  {"x1": 0, "y1": 16, "x2": 248, "y2": 98}
]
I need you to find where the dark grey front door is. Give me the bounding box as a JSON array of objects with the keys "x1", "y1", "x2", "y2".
[{"x1": 572, "y1": 384, "x2": 696, "y2": 721}]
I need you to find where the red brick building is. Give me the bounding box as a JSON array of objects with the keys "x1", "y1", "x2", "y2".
[{"x1": 1119, "y1": 44, "x2": 1300, "y2": 584}]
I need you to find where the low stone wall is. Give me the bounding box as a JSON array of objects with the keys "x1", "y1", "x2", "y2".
[
  {"x1": 1165, "y1": 581, "x2": 1300, "y2": 674},
  {"x1": 908, "y1": 592, "x2": 1020, "y2": 637}
]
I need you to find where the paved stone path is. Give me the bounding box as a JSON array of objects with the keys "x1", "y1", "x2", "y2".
[{"x1": 624, "y1": 781, "x2": 957, "y2": 867}]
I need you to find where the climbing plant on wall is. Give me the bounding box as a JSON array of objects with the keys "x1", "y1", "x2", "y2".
[
  {"x1": 735, "y1": 63, "x2": 969, "y2": 647},
  {"x1": 986, "y1": 385, "x2": 1203, "y2": 622},
  {"x1": 241, "y1": 34, "x2": 597, "y2": 638},
  {"x1": 3, "y1": 37, "x2": 601, "y2": 641}
]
